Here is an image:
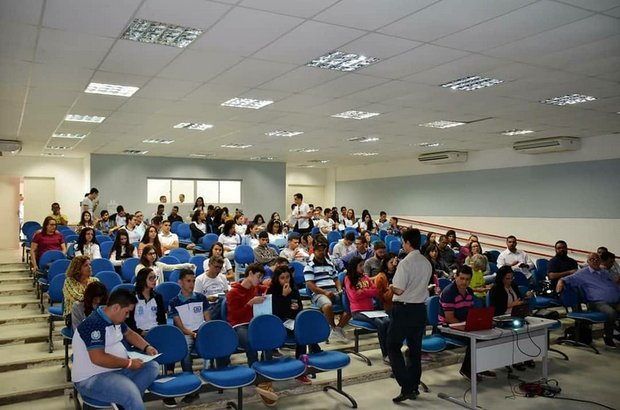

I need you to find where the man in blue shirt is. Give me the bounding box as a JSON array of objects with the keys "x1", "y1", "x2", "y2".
[{"x1": 557, "y1": 253, "x2": 620, "y2": 348}]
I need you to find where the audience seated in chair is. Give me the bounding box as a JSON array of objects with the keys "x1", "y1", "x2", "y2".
[
  {"x1": 437, "y1": 235, "x2": 457, "y2": 271},
  {"x1": 73, "y1": 227, "x2": 102, "y2": 260},
  {"x1": 125, "y1": 268, "x2": 166, "y2": 337},
  {"x1": 338, "y1": 235, "x2": 374, "y2": 271},
  {"x1": 194, "y1": 255, "x2": 230, "y2": 320},
  {"x1": 204, "y1": 242, "x2": 234, "y2": 282},
  {"x1": 218, "y1": 220, "x2": 241, "y2": 261},
  {"x1": 253, "y1": 231, "x2": 278, "y2": 265},
  {"x1": 279, "y1": 234, "x2": 309, "y2": 264},
  {"x1": 63, "y1": 256, "x2": 99, "y2": 319},
  {"x1": 548, "y1": 240, "x2": 579, "y2": 295},
  {"x1": 364, "y1": 240, "x2": 386, "y2": 278},
  {"x1": 158, "y1": 220, "x2": 179, "y2": 255},
  {"x1": 30, "y1": 216, "x2": 66, "y2": 273},
  {"x1": 108, "y1": 229, "x2": 138, "y2": 270},
  {"x1": 137, "y1": 225, "x2": 163, "y2": 258},
  {"x1": 135, "y1": 244, "x2": 195, "y2": 286},
  {"x1": 332, "y1": 232, "x2": 356, "y2": 266},
  {"x1": 374, "y1": 253, "x2": 399, "y2": 314},
  {"x1": 71, "y1": 281, "x2": 108, "y2": 330},
  {"x1": 497, "y1": 235, "x2": 535, "y2": 287}
]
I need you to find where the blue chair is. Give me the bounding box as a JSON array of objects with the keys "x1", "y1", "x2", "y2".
[
  {"x1": 177, "y1": 223, "x2": 192, "y2": 246},
  {"x1": 120, "y1": 257, "x2": 140, "y2": 283},
  {"x1": 111, "y1": 283, "x2": 135, "y2": 294},
  {"x1": 195, "y1": 233, "x2": 219, "y2": 253},
  {"x1": 369, "y1": 234, "x2": 380, "y2": 244},
  {"x1": 419, "y1": 234, "x2": 427, "y2": 247},
  {"x1": 488, "y1": 262, "x2": 498, "y2": 274},
  {"x1": 95, "y1": 271, "x2": 123, "y2": 293},
  {"x1": 35, "y1": 250, "x2": 67, "y2": 298},
  {"x1": 344, "y1": 227, "x2": 357, "y2": 237},
  {"x1": 388, "y1": 240, "x2": 401, "y2": 254},
  {"x1": 291, "y1": 261, "x2": 309, "y2": 299},
  {"x1": 378, "y1": 230, "x2": 388, "y2": 241},
  {"x1": 327, "y1": 231, "x2": 341, "y2": 245},
  {"x1": 512, "y1": 271, "x2": 532, "y2": 290},
  {"x1": 341, "y1": 288, "x2": 374, "y2": 366},
  {"x1": 438, "y1": 277, "x2": 451, "y2": 291},
  {"x1": 274, "y1": 238, "x2": 287, "y2": 249},
  {"x1": 295, "y1": 310, "x2": 356, "y2": 408},
  {"x1": 328, "y1": 241, "x2": 337, "y2": 256},
  {"x1": 171, "y1": 221, "x2": 182, "y2": 234},
  {"x1": 311, "y1": 227, "x2": 320, "y2": 236},
  {"x1": 384, "y1": 234, "x2": 398, "y2": 248},
  {"x1": 47, "y1": 274, "x2": 66, "y2": 353},
  {"x1": 100, "y1": 241, "x2": 114, "y2": 259},
  {"x1": 195, "y1": 321, "x2": 256, "y2": 410},
  {"x1": 159, "y1": 256, "x2": 180, "y2": 281},
  {"x1": 558, "y1": 285, "x2": 607, "y2": 354},
  {"x1": 91, "y1": 258, "x2": 115, "y2": 275},
  {"x1": 190, "y1": 255, "x2": 207, "y2": 275},
  {"x1": 267, "y1": 243, "x2": 279, "y2": 254},
  {"x1": 96, "y1": 235, "x2": 112, "y2": 243},
  {"x1": 22, "y1": 221, "x2": 41, "y2": 263},
  {"x1": 487, "y1": 250, "x2": 500, "y2": 263},
  {"x1": 155, "y1": 282, "x2": 181, "y2": 309},
  {"x1": 64, "y1": 233, "x2": 78, "y2": 245},
  {"x1": 168, "y1": 270, "x2": 181, "y2": 284},
  {"x1": 169, "y1": 248, "x2": 191, "y2": 264},
  {"x1": 39, "y1": 258, "x2": 70, "y2": 312},
  {"x1": 145, "y1": 325, "x2": 203, "y2": 401},
  {"x1": 248, "y1": 314, "x2": 306, "y2": 382},
  {"x1": 428, "y1": 296, "x2": 466, "y2": 348},
  {"x1": 234, "y1": 245, "x2": 255, "y2": 277}
]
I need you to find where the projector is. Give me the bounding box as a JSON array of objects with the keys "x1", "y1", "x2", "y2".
[{"x1": 494, "y1": 318, "x2": 526, "y2": 329}]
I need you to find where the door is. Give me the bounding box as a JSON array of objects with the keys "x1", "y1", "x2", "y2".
[
  {"x1": 0, "y1": 176, "x2": 20, "y2": 249},
  {"x1": 23, "y1": 177, "x2": 55, "y2": 225}
]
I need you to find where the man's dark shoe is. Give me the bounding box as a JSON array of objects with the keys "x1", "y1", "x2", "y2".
[
  {"x1": 182, "y1": 392, "x2": 200, "y2": 404},
  {"x1": 162, "y1": 397, "x2": 177, "y2": 408},
  {"x1": 392, "y1": 392, "x2": 417, "y2": 403}
]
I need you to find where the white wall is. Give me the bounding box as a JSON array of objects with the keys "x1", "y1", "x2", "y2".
[{"x1": 286, "y1": 167, "x2": 336, "y2": 209}]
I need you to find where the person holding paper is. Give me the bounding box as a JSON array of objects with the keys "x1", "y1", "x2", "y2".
[
  {"x1": 194, "y1": 255, "x2": 230, "y2": 320},
  {"x1": 168, "y1": 269, "x2": 210, "y2": 405},
  {"x1": 71, "y1": 288, "x2": 159, "y2": 410},
  {"x1": 344, "y1": 257, "x2": 390, "y2": 364}
]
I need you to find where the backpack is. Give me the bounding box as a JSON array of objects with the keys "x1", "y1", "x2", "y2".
[{"x1": 563, "y1": 321, "x2": 592, "y2": 345}]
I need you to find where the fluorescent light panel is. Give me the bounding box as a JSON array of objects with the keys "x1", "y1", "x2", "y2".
[
  {"x1": 308, "y1": 159, "x2": 329, "y2": 164},
  {"x1": 441, "y1": 75, "x2": 503, "y2": 91},
  {"x1": 331, "y1": 110, "x2": 380, "y2": 120},
  {"x1": 123, "y1": 149, "x2": 148, "y2": 155},
  {"x1": 173, "y1": 122, "x2": 213, "y2": 131},
  {"x1": 307, "y1": 50, "x2": 379, "y2": 72},
  {"x1": 189, "y1": 153, "x2": 213, "y2": 158},
  {"x1": 352, "y1": 152, "x2": 378, "y2": 156},
  {"x1": 418, "y1": 142, "x2": 442, "y2": 148},
  {"x1": 221, "y1": 98, "x2": 273, "y2": 110},
  {"x1": 121, "y1": 18, "x2": 203, "y2": 48},
  {"x1": 221, "y1": 144, "x2": 252, "y2": 149},
  {"x1": 142, "y1": 138, "x2": 175, "y2": 144},
  {"x1": 52, "y1": 133, "x2": 87, "y2": 139},
  {"x1": 45, "y1": 145, "x2": 72, "y2": 150},
  {"x1": 419, "y1": 120, "x2": 465, "y2": 129},
  {"x1": 540, "y1": 94, "x2": 597, "y2": 106},
  {"x1": 41, "y1": 153, "x2": 64, "y2": 157},
  {"x1": 64, "y1": 114, "x2": 106, "y2": 123},
  {"x1": 265, "y1": 130, "x2": 304, "y2": 137},
  {"x1": 85, "y1": 82, "x2": 139, "y2": 97},
  {"x1": 348, "y1": 136, "x2": 380, "y2": 143},
  {"x1": 502, "y1": 129, "x2": 534, "y2": 136},
  {"x1": 290, "y1": 148, "x2": 319, "y2": 153},
  {"x1": 251, "y1": 156, "x2": 277, "y2": 161}
]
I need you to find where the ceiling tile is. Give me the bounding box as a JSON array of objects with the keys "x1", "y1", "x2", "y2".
[
  {"x1": 258, "y1": 66, "x2": 344, "y2": 93},
  {"x1": 239, "y1": 0, "x2": 340, "y2": 18},
  {"x1": 29, "y1": 63, "x2": 94, "y2": 90},
  {"x1": 158, "y1": 50, "x2": 242, "y2": 82},
  {"x1": 0, "y1": 22, "x2": 38, "y2": 61},
  {"x1": 340, "y1": 33, "x2": 422, "y2": 60},
  {"x1": 557, "y1": 0, "x2": 620, "y2": 11},
  {"x1": 304, "y1": 74, "x2": 390, "y2": 98},
  {"x1": 135, "y1": 0, "x2": 231, "y2": 30},
  {"x1": 35, "y1": 28, "x2": 114, "y2": 68},
  {"x1": 135, "y1": 78, "x2": 202, "y2": 101},
  {"x1": 100, "y1": 40, "x2": 182, "y2": 76},
  {"x1": 210, "y1": 58, "x2": 297, "y2": 88},
  {"x1": 0, "y1": 0, "x2": 44, "y2": 25}
]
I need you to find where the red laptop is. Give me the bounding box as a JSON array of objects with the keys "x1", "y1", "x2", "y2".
[{"x1": 449, "y1": 307, "x2": 495, "y2": 331}]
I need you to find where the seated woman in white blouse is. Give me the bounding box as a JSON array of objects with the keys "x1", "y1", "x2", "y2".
[
  {"x1": 73, "y1": 227, "x2": 102, "y2": 260},
  {"x1": 218, "y1": 220, "x2": 241, "y2": 261}
]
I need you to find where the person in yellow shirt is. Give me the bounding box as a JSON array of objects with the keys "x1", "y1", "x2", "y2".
[
  {"x1": 470, "y1": 254, "x2": 490, "y2": 300},
  {"x1": 49, "y1": 202, "x2": 69, "y2": 226}
]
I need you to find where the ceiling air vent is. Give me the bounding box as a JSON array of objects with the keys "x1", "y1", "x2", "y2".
[
  {"x1": 418, "y1": 151, "x2": 467, "y2": 164},
  {"x1": 513, "y1": 137, "x2": 580, "y2": 154},
  {"x1": 0, "y1": 140, "x2": 22, "y2": 156}
]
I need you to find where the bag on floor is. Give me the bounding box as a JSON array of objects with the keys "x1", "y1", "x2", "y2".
[{"x1": 563, "y1": 321, "x2": 592, "y2": 344}]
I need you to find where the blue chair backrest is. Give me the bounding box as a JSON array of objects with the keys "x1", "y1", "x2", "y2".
[
  {"x1": 560, "y1": 284, "x2": 580, "y2": 308},
  {"x1": 48, "y1": 259, "x2": 71, "y2": 281},
  {"x1": 96, "y1": 235, "x2": 112, "y2": 243},
  {"x1": 379, "y1": 230, "x2": 388, "y2": 240},
  {"x1": 170, "y1": 221, "x2": 182, "y2": 234},
  {"x1": 48, "y1": 274, "x2": 66, "y2": 304},
  {"x1": 95, "y1": 271, "x2": 123, "y2": 293},
  {"x1": 487, "y1": 250, "x2": 500, "y2": 262},
  {"x1": 512, "y1": 271, "x2": 530, "y2": 288},
  {"x1": 489, "y1": 262, "x2": 498, "y2": 274},
  {"x1": 201, "y1": 233, "x2": 219, "y2": 252},
  {"x1": 190, "y1": 255, "x2": 206, "y2": 275},
  {"x1": 91, "y1": 258, "x2": 114, "y2": 275},
  {"x1": 63, "y1": 234, "x2": 78, "y2": 244},
  {"x1": 248, "y1": 314, "x2": 286, "y2": 351},
  {"x1": 267, "y1": 243, "x2": 279, "y2": 254},
  {"x1": 295, "y1": 310, "x2": 330, "y2": 345},
  {"x1": 221, "y1": 297, "x2": 228, "y2": 322},
  {"x1": 159, "y1": 255, "x2": 180, "y2": 266},
  {"x1": 327, "y1": 231, "x2": 341, "y2": 244},
  {"x1": 438, "y1": 278, "x2": 451, "y2": 291},
  {"x1": 370, "y1": 234, "x2": 380, "y2": 244},
  {"x1": 473, "y1": 296, "x2": 483, "y2": 308},
  {"x1": 535, "y1": 258, "x2": 549, "y2": 280},
  {"x1": 384, "y1": 235, "x2": 398, "y2": 248},
  {"x1": 145, "y1": 325, "x2": 188, "y2": 365},
  {"x1": 111, "y1": 283, "x2": 135, "y2": 294},
  {"x1": 195, "y1": 320, "x2": 239, "y2": 359},
  {"x1": 329, "y1": 241, "x2": 336, "y2": 255},
  {"x1": 168, "y1": 270, "x2": 181, "y2": 283},
  {"x1": 274, "y1": 238, "x2": 287, "y2": 249},
  {"x1": 420, "y1": 234, "x2": 427, "y2": 246},
  {"x1": 39, "y1": 249, "x2": 66, "y2": 268},
  {"x1": 155, "y1": 282, "x2": 181, "y2": 308},
  {"x1": 388, "y1": 240, "x2": 402, "y2": 254},
  {"x1": 311, "y1": 227, "x2": 320, "y2": 236},
  {"x1": 169, "y1": 248, "x2": 191, "y2": 263},
  {"x1": 100, "y1": 241, "x2": 114, "y2": 259},
  {"x1": 426, "y1": 296, "x2": 441, "y2": 327},
  {"x1": 341, "y1": 286, "x2": 352, "y2": 314},
  {"x1": 120, "y1": 257, "x2": 140, "y2": 282},
  {"x1": 177, "y1": 224, "x2": 191, "y2": 241},
  {"x1": 22, "y1": 221, "x2": 41, "y2": 235},
  {"x1": 234, "y1": 245, "x2": 255, "y2": 265},
  {"x1": 291, "y1": 261, "x2": 306, "y2": 287}
]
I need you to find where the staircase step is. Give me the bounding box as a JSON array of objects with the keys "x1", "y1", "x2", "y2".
[
  {"x1": 0, "y1": 323, "x2": 52, "y2": 346},
  {"x1": 0, "y1": 295, "x2": 39, "y2": 311},
  {"x1": 0, "y1": 266, "x2": 30, "y2": 275},
  {"x1": 0, "y1": 276, "x2": 33, "y2": 285},
  {"x1": 0, "y1": 366, "x2": 69, "y2": 406},
  {"x1": 0, "y1": 284, "x2": 35, "y2": 297},
  {"x1": 0, "y1": 341, "x2": 65, "y2": 372},
  {"x1": 0, "y1": 395, "x2": 74, "y2": 410},
  {"x1": 0, "y1": 308, "x2": 49, "y2": 326}
]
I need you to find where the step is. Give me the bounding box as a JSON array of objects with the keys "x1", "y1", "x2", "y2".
[
  {"x1": 0, "y1": 277, "x2": 33, "y2": 285},
  {"x1": 0, "y1": 395, "x2": 74, "y2": 410},
  {"x1": 0, "y1": 341, "x2": 65, "y2": 372},
  {"x1": 0, "y1": 264, "x2": 29, "y2": 273},
  {"x1": 0, "y1": 284, "x2": 36, "y2": 297},
  {"x1": 0, "y1": 308, "x2": 49, "y2": 326},
  {"x1": 0, "y1": 295, "x2": 39, "y2": 310},
  {"x1": 0, "y1": 366, "x2": 70, "y2": 406},
  {"x1": 0, "y1": 323, "x2": 52, "y2": 346}
]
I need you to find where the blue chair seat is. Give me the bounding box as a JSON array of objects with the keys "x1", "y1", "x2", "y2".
[
  {"x1": 443, "y1": 336, "x2": 467, "y2": 347},
  {"x1": 534, "y1": 296, "x2": 560, "y2": 307},
  {"x1": 549, "y1": 320, "x2": 562, "y2": 331},
  {"x1": 298, "y1": 288, "x2": 311, "y2": 299},
  {"x1": 567, "y1": 311, "x2": 607, "y2": 322},
  {"x1": 48, "y1": 306, "x2": 63, "y2": 316},
  {"x1": 200, "y1": 366, "x2": 256, "y2": 389},
  {"x1": 148, "y1": 372, "x2": 202, "y2": 397},
  {"x1": 349, "y1": 319, "x2": 377, "y2": 332},
  {"x1": 81, "y1": 395, "x2": 112, "y2": 408},
  {"x1": 422, "y1": 335, "x2": 447, "y2": 353},
  {"x1": 252, "y1": 357, "x2": 305, "y2": 380},
  {"x1": 306, "y1": 351, "x2": 350, "y2": 371}
]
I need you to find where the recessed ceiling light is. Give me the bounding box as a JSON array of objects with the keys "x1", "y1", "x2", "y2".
[
  {"x1": 352, "y1": 152, "x2": 379, "y2": 156},
  {"x1": 85, "y1": 82, "x2": 139, "y2": 97},
  {"x1": 441, "y1": 75, "x2": 503, "y2": 91},
  {"x1": 41, "y1": 153, "x2": 64, "y2": 157},
  {"x1": 540, "y1": 94, "x2": 597, "y2": 106},
  {"x1": 45, "y1": 145, "x2": 72, "y2": 150},
  {"x1": 348, "y1": 136, "x2": 380, "y2": 143},
  {"x1": 331, "y1": 110, "x2": 380, "y2": 120},
  {"x1": 265, "y1": 130, "x2": 304, "y2": 137},
  {"x1": 64, "y1": 114, "x2": 106, "y2": 123},
  {"x1": 250, "y1": 156, "x2": 277, "y2": 161},
  {"x1": 307, "y1": 50, "x2": 380, "y2": 72},
  {"x1": 142, "y1": 138, "x2": 175, "y2": 144},
  {"x1": 189, "y1": 153, "x2": 214, "y2": 158},
  {"x1": 308, "y1": 159, "x2": 330, "y2": 164},
  {"x1": 221, "y1": 144, "x2": 252, "y2": 149},
  {"x1": 52, "y1": 133, "x2": 87, "y2": 139},
  {"x1": 173, "y1": 122, "x2": 213, "y2": 131},
  {"x1": 418, "y1": 142, "x2": 442, "y2": 148},
  {"x1": 221, "y1": 98, "x2": 273, "y2": 110},
  {"x1": 121, "y1": 18, "x2": 203, "y2": 48},
  {"x1": 289, "y1": 148, "x2": 319, "y2": 153},
  {"x1": 297, "y1": 164, "x2": 315, "y2": 168},
  {"x1": 419, "y1": 120, "x2": 465, "y2": 129},
  {"x1": 501, "y1": 129, "x2": 534, "y2": 136},
  {"x1": 123, "y1": 149, "x2": 148, "y2": 155}
]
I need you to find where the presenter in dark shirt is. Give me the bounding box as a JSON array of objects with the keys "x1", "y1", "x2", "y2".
[{"x1": 386, "y1": 229, "x2": 432, "y2": 402}]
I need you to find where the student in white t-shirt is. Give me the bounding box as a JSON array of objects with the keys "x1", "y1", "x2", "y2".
[{"x1": 195, "y1": 255, "x2": 230, "y2": 320}]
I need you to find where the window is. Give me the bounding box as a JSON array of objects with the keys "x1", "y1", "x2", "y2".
[{"x1": 147, "y1": 178, "x2": 241, "y2": 204}]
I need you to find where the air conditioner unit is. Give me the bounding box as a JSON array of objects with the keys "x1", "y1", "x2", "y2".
[
  {"x1": 418, "y1": 151, "x2": 467, "y2": 164},
  {"x1": 513, "y1": 137, "x2": 580, "y2": 154},
  {"x1": 0, "y1": 140, "x2": 21, "y2": 155}
]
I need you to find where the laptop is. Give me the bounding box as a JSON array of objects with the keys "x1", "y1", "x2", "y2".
[{"x1": 449, "y1": 307, "x2": 495, "y2": 332}]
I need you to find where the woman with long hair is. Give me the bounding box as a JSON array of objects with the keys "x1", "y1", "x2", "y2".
[
  {"x1": 374, "y1": 253, "x2": 398, "y2": 313},
  {"x1": 421, "y1": 232, "x2": 437, "y2": 255},
  {"x1": 203, "y1": 242, "x2": 234, "y2": 282},
  {"x1": 343, "y1": 208, "x2": 358, "y2": 229},
  {"x1": 126, "y1": 267, "x2": 166, "y2": 336},
  {"x1": 252, "y1": 214, "x2": 266, "y2": 230},
  {"x1": 135, "y1": 244, "x2": 195, "y2": 285},
  {"x1": 190, "y1": 209, "x2": 207, "y2": 244},
  {"x1": 30, "y1": 216, "x2": 66, "y2": 272},
  {"x1": 358, "y1": 212, "x2": 375, "y2": 234},
  {"x1": 192, "y1": 197, "x2": 205, "y2": 213},
  {"x1": 137, "y1": 225, "x2": 162, "y2": 258},
  {"x1": 74, "y1": 227, "x2": 101, "y2": 259},
  {"x1": 71, "y1": 281, "x2": 108, "y2": 329},
  {"x1": 234, "y1": 214, "x2": 247, "y2": 237},
  {"x1": 266, "y1": 219, "x2": 286, "y2": 244},
  {"x1": 109, "y1": 229, "x2": 138, "y2": 268},
  {"x1": 76, "y1": 211, "x2": 95, "y2": 234},
  {"x1": 62, "y1": 255, "x2": 99, "y2": 318},
  {"x1": 218, "y1": 220, "x2": 240, "y2": 260},
  {"x1": 464, "y1": 241, "x2": 490, "y2": 276},
  {"x1": 425, "y1": 244, "x2": 451, "y2": 278},
  {"x1": 242, "y1": 222, "x2": 260, "y2": 248}
]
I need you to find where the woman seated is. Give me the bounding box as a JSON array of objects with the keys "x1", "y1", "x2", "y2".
[
  {"x1": 266, "y1": 219, "x2": 286, "y2": 244},
  {"x1": 446, "y1": 229, "x2": 461, "y2": 251},
  {"x1": 137, "y1": 225, "x2": 163, "y2": 258},
  {"x1": 204, "y1": 242, "x2": 234, "y2": 282},
  {"x1": 344, "y1": 257, "x2": 390, "y2": 364},
  {"x1": 464, "y1": 241, "x2": 491, "y2": 277},
  {"x1": 30, "y1": 216, "x2": 66, "y2": 273},
  {"x1": 421, "y1": 232, "x2": 438, "y2": 255},
  {"x1": 343, "y1": 209, "x2": 358, "y2": 230},
  {"x1": 135, "y1": 244, "x2": 195, "y2": 285},
  {"x1": 108, "y1": 229, "x2": 138, "y2": 271},
  {"x1": 374, "y1": 253, "x2": 398, "y2": 315},
  {"x1": 234, "y1": 214, "x2": 247, "y2": 237},
  {"x1": 241, "y1": 222, "x2": 260, "y2": 249},
  {"x1": 73, "y1": 227, "x2": 102, "y2": 260},
  {"x1": 252, "y1": 214, "x2": 266, "y2": 231},
  {"x1": 358, "y1": 212, "x2": 376, "y2": 234},
  {"x1": 71, "y1": 281, "x2": 108, "y2": 329},
  {"x1": 126, "y1": 267, "x2": 167, "y2": 337},
  {"x1": 218, "y1": 220, "x2": 241, "y2": 260},
  {"x1": 469, "y1": 254, "x2": 491, "y2": 300},
  {"x1": 76, "y1": 211, "x2": 95, "y2": 234},
  {"x1": 62, "y1": 256, "x2": 99, "y2": 319},
  {"x1": 190, "y1": 210, "x2": 207, "y2": 244},
  {"x1": 425, "y1": 244, "x2": 451, "y2": 278}
]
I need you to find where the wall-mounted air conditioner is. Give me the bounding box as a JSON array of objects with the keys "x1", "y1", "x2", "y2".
[
  {"x1": 513, "y1": 137, "x2": 580, "y2": 154},
  {"x1": 418, "y1": 151, "x2": 467, "y2": 164},
  {"x1": 0, "y1": 140, "x2": 21, "y2": 156}
]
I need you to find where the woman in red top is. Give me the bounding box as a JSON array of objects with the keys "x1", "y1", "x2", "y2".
[
  {"x1": 344, "y1": 256, "x2": 390, "y2": 363},
  {"x1": 30, "y1": 216, "x2": 66, "y2": 272}
]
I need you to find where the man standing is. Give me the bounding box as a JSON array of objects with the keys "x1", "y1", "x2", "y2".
[
  {"x1": 364, "y1": 240, "x2": 386, "y2": 277},
  {"x1": 72, "y1": 289, "x2": 159, "y2": 409},
  {"x1": 158, "y1": 220, "x2": 179, "y2": 255},
  {"x1": 289, "y1": 193, "x2": 311, "y2": 234},
  {"x1": 497, "y1": 236, "x2": 535, "y2": 285},
  {"x1": 49, "y1": 203, "x2": 69, "y2": 226},
  {"x1": 81, "y1": 188, "x2": 99, "y2": 214},
  {"x1": 548, "y1": 240, "x2": 578, "y2": 293},
  {"x1": 387, "y1": 229, "x2": 432, "y2": 402}
]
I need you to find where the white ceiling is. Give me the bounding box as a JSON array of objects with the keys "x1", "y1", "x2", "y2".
[{"x1": 1, "y1": 0, "x2": 619, "y2": 167}]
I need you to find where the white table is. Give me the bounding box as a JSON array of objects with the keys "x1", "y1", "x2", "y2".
[{"x1": 438, "y1": 316, "x2": 555, "y2": 409}]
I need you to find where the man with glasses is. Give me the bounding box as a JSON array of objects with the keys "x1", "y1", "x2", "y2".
[
  {"x1": 557, "y1": 253, "x2": 620, "y2": 348},
  {"x1": 194, "y1": 255, "x2": 230, "y2": 320}
]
